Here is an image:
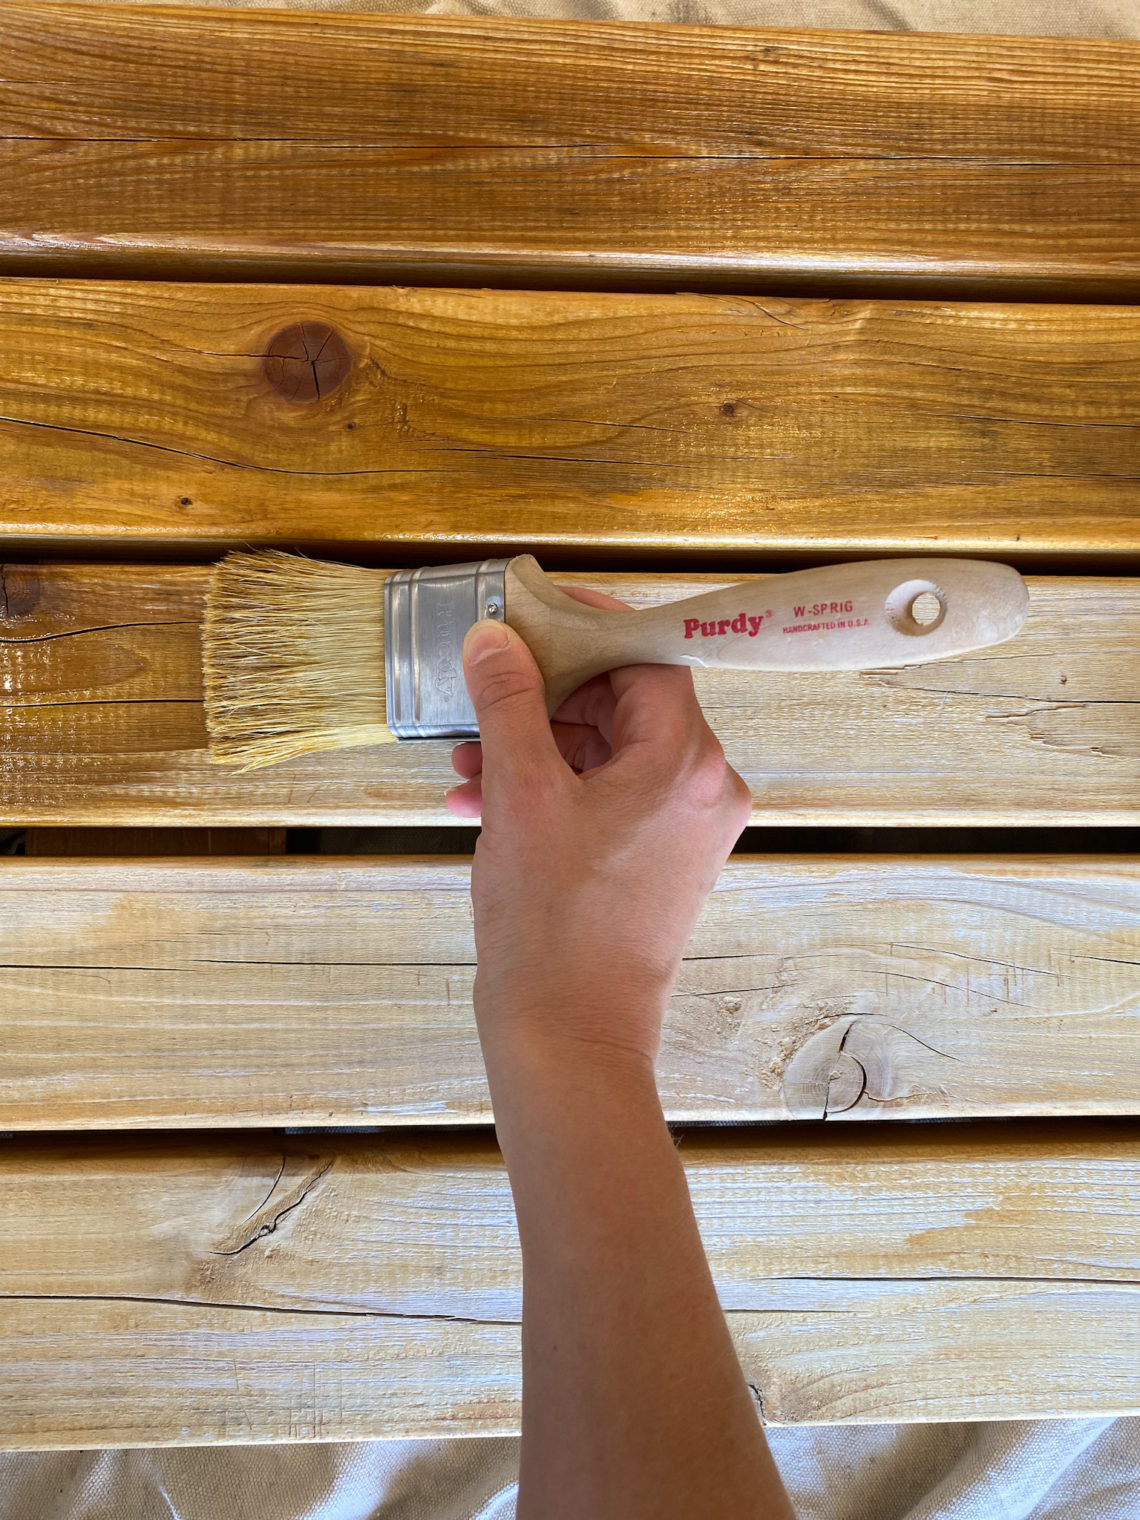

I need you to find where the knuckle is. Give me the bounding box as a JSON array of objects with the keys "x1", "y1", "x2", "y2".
[
  {"x1": 681, "y1": 736, "x2": 751, "y2": 821},
  {"x1": 728, "y1": 767, "x2": 754, "y2": 821},
  {"x1": 688, "y1": 735, "x2": 730, "y2": 798}
]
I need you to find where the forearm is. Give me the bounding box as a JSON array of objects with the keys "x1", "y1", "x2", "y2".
[{"x1": 480, "y1": 1022, "x2": 795, "y2": 1520}]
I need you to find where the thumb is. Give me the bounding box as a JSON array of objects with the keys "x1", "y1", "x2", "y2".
[{"x1": 461, "y1": 618, "x2": 563, "y2": 786}]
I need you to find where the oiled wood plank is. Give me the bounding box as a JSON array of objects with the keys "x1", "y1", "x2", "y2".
[
  {"x1": 9, "y1": 7, "x2": 1136, "y2": 158},
  {"x1": 0, "y1": 856, "x2": 1136, "y2": 1127},
  {"x1": 3, "y1": 9, "x2": 1139, "y2": 296},
  {"x1": 0, "y1": 1124, "x2": 1136, "y2": 1442},
  {"x1": 1, "y1": 565, "x2": 1137, "y2": 825},
  {"x1": 1, "y1": 282, "x2": 1137, "y2": 560}
]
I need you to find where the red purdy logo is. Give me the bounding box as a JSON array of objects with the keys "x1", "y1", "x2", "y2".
[{"x1": 683, "y1": 611, "x2": 772, "y2": 639}]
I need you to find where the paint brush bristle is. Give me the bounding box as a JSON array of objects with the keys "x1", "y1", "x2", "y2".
[{"x1": 203, "y1": 549, "x2": 396, "y2": 770}]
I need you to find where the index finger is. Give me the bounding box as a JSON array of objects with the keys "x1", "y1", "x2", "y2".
[
  {"x1": 606, "y1": 661, "x2": 708, "y2": 764},
  {"x1": 556, "y1": 581, "x2": 711, "y2": 758},
  {"x1": 545, "y1": 584, "x2": 635, "y2": 739},
  {"x1": 554, "y1": 583, "x2": 635, "y2": 615}
]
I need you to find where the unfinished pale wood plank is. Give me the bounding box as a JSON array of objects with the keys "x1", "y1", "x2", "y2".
[
  {"x1": 4, "y1": 1285, "x2": 1138, "y2": 1444},
  {"x1": 0, "y1": 855, "x2": 1136, "y2": 1127},
  {"x1": 0, "y1": 1123, "x2": 1136, "y2": 1443},
  {"x1": 1, "y1": 565, "x2": 1137, "y2": 825},
  {"x1": 9, "y1": 1126, "x2": 1137, "y2": 1302},
  {"x1": 0, "y1": 283, "x2": 1137, "y2": 561},
  {"x1": 3, "y1": 10, "x2": 1139, "y2": 297}
]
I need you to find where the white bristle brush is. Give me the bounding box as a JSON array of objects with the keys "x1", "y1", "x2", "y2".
[{"x1": 202, "y1": 550, "x2": 1028, "y2": 771}]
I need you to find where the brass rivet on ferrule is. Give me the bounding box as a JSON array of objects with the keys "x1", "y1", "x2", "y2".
[{"x1": 262, "y1": 322, "x2": 351, "y2": 402}]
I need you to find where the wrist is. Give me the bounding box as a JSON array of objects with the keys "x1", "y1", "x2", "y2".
[
  {"x1": 474, "y1": 978, "x2": 668, "y2": 1075},
  {"x1": 483, "y1": 1015, "x2": 659, "y2": 1088},
  {"x1": 477, "y1": 1022, "x2": 667, "y2": 1181},
  {"x1": 477, "y1": 1014, "x2": 660, "y2": 1097}
]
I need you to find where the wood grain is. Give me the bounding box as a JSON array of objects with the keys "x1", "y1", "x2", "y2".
[
  {"x1": 0, "y1": 855, "x2": 1136, "y2": 1128},
  {"x1": 0, "y1": 1123, "x2": 1136, "y2": 1442},
  {"x1": 1, "y1": 283, "x2": 1136, "y2": 561},
  {"x1": 1, "y1": 564, "x2": 1137, "y2": 825},
  {"x1": 2, "y1": 9, "x2": 1139, "y2": 297}
]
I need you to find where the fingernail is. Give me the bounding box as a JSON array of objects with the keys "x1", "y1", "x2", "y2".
[{"x1": 463, "y1": 619, "x2": 510, "y2": 664}]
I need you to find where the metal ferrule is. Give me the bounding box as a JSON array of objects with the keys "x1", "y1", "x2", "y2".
[{"x1": 385, "y1": 559, "x2": 511, "y2": 739}]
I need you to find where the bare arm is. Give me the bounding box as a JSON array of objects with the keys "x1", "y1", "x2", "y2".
[
  {"x1": 447, "y1": 586, "x2": 796, "y2": 1520},
  {"x1": 482, "y1": 1030, "x2": 794, "y2": 1520}
]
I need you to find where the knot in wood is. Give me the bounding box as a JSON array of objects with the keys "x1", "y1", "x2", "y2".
[
  {"x1": 0, "y1": 565, "x2": 40, "y2": 620},
  {"x1": 262, "y1": 322, "x2": 350, "y2": 402}
]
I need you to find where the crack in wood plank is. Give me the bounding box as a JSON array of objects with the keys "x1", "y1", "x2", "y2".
[{"x1": 210, "y1": 1161, "x2": 335, "y2": 1258}]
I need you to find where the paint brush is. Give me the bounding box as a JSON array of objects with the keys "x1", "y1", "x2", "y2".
[{"x1": 202, "y1": 550, "x2": 1028, "y2": 770}]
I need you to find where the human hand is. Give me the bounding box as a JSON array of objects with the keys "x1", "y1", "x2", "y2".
[{"x1": 446, "y1": 585, "x2": 753, "y2": 1072}]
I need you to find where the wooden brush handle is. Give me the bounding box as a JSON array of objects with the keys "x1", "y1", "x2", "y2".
[{"x1": 502, "y1": 556, "x2": 1029, "y2": 715}]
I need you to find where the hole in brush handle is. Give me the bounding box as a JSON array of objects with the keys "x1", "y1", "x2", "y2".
[{"x1": 884, "y1": 578, "x2": 947, "y2": 636}]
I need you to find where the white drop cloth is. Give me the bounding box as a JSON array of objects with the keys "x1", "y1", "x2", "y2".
[{"x1": 1, "y1": 1417, "x2": 1138, "y2": 1517}]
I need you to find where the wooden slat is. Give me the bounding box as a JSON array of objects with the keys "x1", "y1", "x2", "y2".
[
  {"x1": 1, "y1": 564, "x2": 1137, "y2": 825},
  {"x1": 0, "y1": 855, "x2": 1136, "y2": 1128},
  {"x1": 0, "y1": 1123, "x2": 1137, "y2": 1443},
  {"x1": 3, "y1": 9, "x2": 1140, "y2": 298},
  {"x1": 1, "y1": 282, "x2": 1137, "y2": 561}
]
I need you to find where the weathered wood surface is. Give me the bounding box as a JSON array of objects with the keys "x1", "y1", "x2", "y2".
[
  {"x1": 1, "y1": 282, "x2": 1137, "y2": 560},
  {"x1": 1, "y1": 565, "x2": 1137, "y2": 825},
  {"x1": 0, "y1": 855, "x2": 1136, "y2": 1128},
  {"x1": 3, "y1": 9, "x2": 1140, "y2": 297},
  {"x1": 0, "y1": 1122, "x2": 1136, "y2": 1443}
]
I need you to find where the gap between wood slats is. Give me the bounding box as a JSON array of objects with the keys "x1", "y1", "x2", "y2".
[
  {"x1": 0, "y1": 853, "x2": 1135, "y2": 1128},
  {"x1": 0, "y1": 1121, "x2": 1136, "y2": 1438},
  {"x1": 9, "y1": 545, "x2": 1140, "y2": 579},
  {"x1": 11, "y1": 825, "x2": 1140, "y2": 857}
]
